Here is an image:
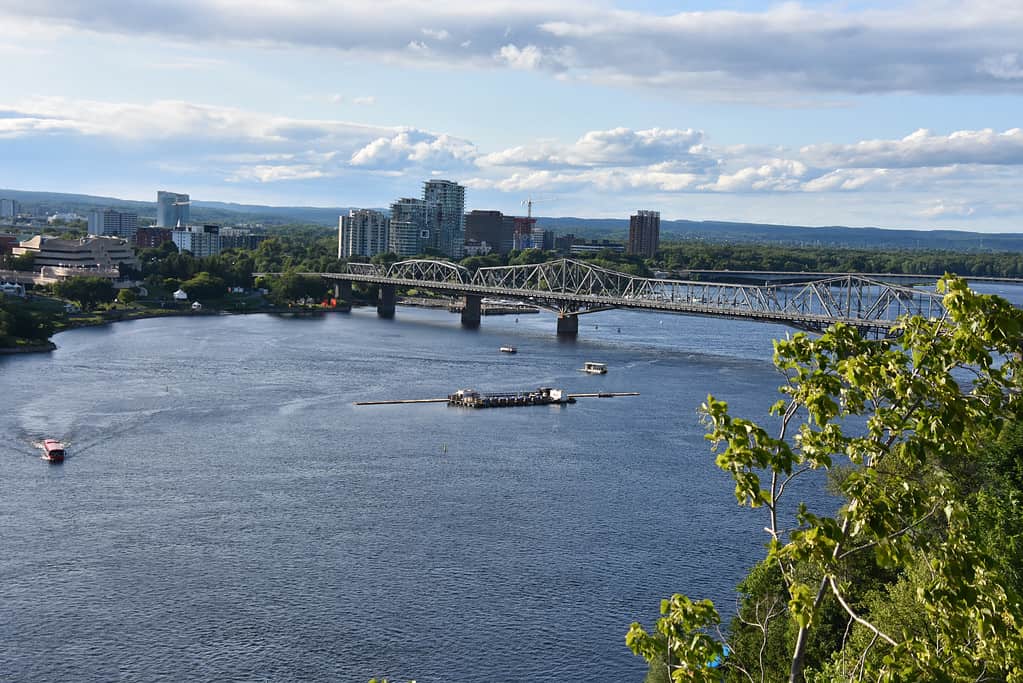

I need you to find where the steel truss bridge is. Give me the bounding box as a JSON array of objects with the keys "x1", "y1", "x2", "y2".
[{"x1": 283, "y1": 258, "x2": 947, "y2": 338}]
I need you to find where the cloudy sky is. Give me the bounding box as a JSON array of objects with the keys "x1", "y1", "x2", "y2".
[{"x1": 1, "y1": 0, "x2": 1022, "y2": 230}]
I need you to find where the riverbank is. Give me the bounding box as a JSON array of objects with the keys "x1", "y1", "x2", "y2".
[
  {"x1": 0, "y1": 341, "x2": 57, "y2": 355},
  {"x1": 1, "y1": 301, "x2": 356, "y2": 354}
]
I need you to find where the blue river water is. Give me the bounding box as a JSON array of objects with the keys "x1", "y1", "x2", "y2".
[{"x1": 2, "y1": 283, "x2": 1018, "y2": 682}]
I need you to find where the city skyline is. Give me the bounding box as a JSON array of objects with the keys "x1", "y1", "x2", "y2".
[{"x1": 1, "y1": 1, "x2": 1022, "y2": 231}]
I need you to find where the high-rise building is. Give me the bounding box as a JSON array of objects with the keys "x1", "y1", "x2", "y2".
[
  {"x1": 171, "y1": 224, "x2": 220, "y2": 258},
  {"x1": 511, "y1": 217, "x2": 537, "y2": 251},
  {"x1": 339, "y1": 209, "x2": 390, "y2": 259},
  {"x1": 465, "y1": 210, "x2": 512, "y2": 255},
  {"x1": 389, "y1": 198, "x2": 430, "y2": 257},
  {"x1": 88, "y1": 209, "x2": 138, "y2": 239},
  {"x1": 0, "y1": 198, "x2": 18, "y2": 220},
  {"x1": 423, "y1": 179, "x2": 465, "y2": 259},
  {"x1": 156, "y1": 190, "x2": 190, "y2": 228},
  {"x1": 627, "y1": 210, "x2": 660, "y2": 258}
]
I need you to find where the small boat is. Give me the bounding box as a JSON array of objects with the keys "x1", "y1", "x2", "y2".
[
  {"x1": 500, "y1": 346, "x2": 517, "y2": 353},
  {"x1": 41, "y1": 439, "x2": 66, "y2": 462},
  {"x1": 581, "y1": 361, "x2": 608, "y2": 374}
]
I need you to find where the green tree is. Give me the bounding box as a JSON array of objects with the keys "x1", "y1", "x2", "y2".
[
  {"x1": 53, "y1": 276, "x2": 116, "y2": 312},
  {"x1": 116, "y1": 288, "x2": 137, "y2": 305},
  {"x1": 265, "y1": 272, "x2": 327, "y2": 306},
  {"x1": 180, "y1": 272, "x2": 227, "y2": 301},
  {"x1": 627, "y1": 276, "x2": 1023, "y2": 682},
  {"x1": 8, "y1": 251, "x2": 35, "y2": 272}
]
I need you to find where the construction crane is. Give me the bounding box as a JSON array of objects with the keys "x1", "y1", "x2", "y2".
[{"x1": 521, "y1": 195, "x2": 554, "y2": 219}]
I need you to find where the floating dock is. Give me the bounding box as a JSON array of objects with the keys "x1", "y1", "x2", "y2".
[{"x1": 354, "y1": 388, "x2": 639, "y2": 408}]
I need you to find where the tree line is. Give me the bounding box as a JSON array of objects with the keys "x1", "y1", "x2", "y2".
[{"x1": 655, "y1": 243, "x2": 1023, "y2": 278}]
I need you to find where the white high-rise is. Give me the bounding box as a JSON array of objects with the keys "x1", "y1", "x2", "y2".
[
  {"x1": 88, "y1": 210, "x2": 138, "y2": 239},
  {"x1": 156, "y1": 190, "x2": 190, "y2": 227},
  {"x1": 423, "y1": 179, "x2": 465, "y2": 259},
  {"x1": 339, "y1": 209, "x2": 390, "y2": 258}
]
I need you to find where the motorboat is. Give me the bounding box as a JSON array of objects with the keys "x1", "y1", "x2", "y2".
[
  {"x1": 581, "y1": 361, "x2": 608, "y2": 374},
  {"x1": 500, "y1": 346, "x2": 517, "y2": 353},
  {"x1": 41, "y1": 439, "x2": 66, "y2": 462}
]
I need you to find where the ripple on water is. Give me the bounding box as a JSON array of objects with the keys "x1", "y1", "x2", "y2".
[{"x1": 1, "y1": 309, "x2": 831, "y2": 682}]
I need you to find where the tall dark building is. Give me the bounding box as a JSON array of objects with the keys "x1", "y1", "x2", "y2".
[
  {"x1": 628, "y1": 210, "x2": 660, "y2": 258},
  {"x1": 465, "y1": 210, "x2": 518, "y2": 255}
]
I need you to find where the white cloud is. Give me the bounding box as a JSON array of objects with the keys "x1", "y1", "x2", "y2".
[
  {"x1": 497, "y1": 44, "x2": 544, "y2": 70},
  {"x1": 228, "y1": 165, "x2": 327, "y2": 183},
  {"x1": 978, "y1": 53, "x2": 1023, "y2": 80},
  {"x1": 421, "y1": 28, "x2": 450, "y2": 41},
  {"x1": 4, "y1": 95, "x2": 1023, "y2": 212},
  {"x1": 479, "y1": 127, "x2": 708, "y2": 169},
  {"x1": 352, "y1": 96, "x2": 376, "y2": 106},
  {"x1": 701, "y1": 160, "x2": 809, "y2": 193},
  {"x1": 4, "y1": 1, "x2": 1022, "y2": 96},
  {"x1": 801, "y1": 128, "x2": 1023, "y2": 169},
  {"x1": 918, "y1": 200, "x2": 976, "y2": 218},
  {"x1": 349, "y1": 130, "x2": 476, "y2": 169}
]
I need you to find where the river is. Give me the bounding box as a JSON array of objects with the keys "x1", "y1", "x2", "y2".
[{"x1": 3, "y1": 286, "x2": 1014, "y2": 682}]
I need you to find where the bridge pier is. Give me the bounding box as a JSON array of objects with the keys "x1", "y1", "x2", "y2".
[
  {"x1": 334, "y1": 280, "x2": 352, "y2": 303},
  {"x1": 556, "y1": 314, "x2": 579, "y2": 336},
  {"x1": 461, "y1": 294, "x2": 481, "y2": 328},
  {"x1": 377, "y1": 284, "x2": 396, "y2": 318}
]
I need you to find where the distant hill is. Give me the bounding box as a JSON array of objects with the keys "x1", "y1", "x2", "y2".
[
  {"x1": 4, "y1": 188, "x2": 1023, "y2": 252},
  {"x1": 0, "y1": 189, "x2": 356, "y2": 227},
  {"x1": 536, "y1": 217, "x2": 1023, "y2": 252}
]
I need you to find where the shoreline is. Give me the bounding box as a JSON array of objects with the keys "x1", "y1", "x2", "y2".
[{"x1": 1, "y1": 302, "x2": 358, "y2": 355}]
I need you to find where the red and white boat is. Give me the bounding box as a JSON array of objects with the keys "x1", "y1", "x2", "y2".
[{"x1": 41, "y1": 439, "x2": 66, "y2": 462}]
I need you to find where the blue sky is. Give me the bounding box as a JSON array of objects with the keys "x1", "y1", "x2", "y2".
[{"x1": 1, "y1": 0, "x2": 1022, "y2": 230}]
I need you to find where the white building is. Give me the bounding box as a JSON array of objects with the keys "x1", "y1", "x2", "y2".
[
  {"x1": 87, "y1": 209, "x2": 138, "y2": 239},
  {"x1": 156, "y1": 190, "x2": 190, "y2": 228},
  {"x1": 171, "y1": 225, "x2": 221, "y2": 258},
  {"x1": 339, "y1": 209, "x2": 390, "y2": 259}
]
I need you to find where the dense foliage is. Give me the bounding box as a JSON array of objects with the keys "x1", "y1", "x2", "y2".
[
  {"x1": 0, "y1": 294, "x2": 54, "y2": 347},
  {"x1": 656, "y1": 243, "x2": 1023, "y2": 278},
  {"x1": 628, "y1": 277, "x2": 1023, "y2": 682},
  {"x1": 53, "y1": 276, "x2": 116, "y2": 312}
]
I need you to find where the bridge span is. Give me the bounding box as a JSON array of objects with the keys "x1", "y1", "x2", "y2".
[{"x1": 257, "y1": 258, "x2": 947, "y2": 339}]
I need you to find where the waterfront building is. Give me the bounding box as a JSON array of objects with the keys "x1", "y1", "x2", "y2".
[
  {"x1": 156, "y1": 190, "x2": 190, "y2": 228},
  {"x1": 389, "y1": 198, "x2": 430, "y2": 257},
  {"x1": 423, "y1": 179, "x2": 465, "y2": 259},
  {"x1": 627, "y1": 210, "x2": 660, "y2": 258},
  {"x1": 339, "y1": 209, "x2": 390, "y2": 259},
  {"x1": 12, "y1": 235, "x2": 138, "y2": 279},
  {"x1": 0, "y1": 198, "x2": 18, "y2": 220},
  {"x1": 88, "y1": 209, "x2": 139, "y2": 239},
  {"x1": 171, "y1": 224, "x2": 221, "y2": 258}
]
